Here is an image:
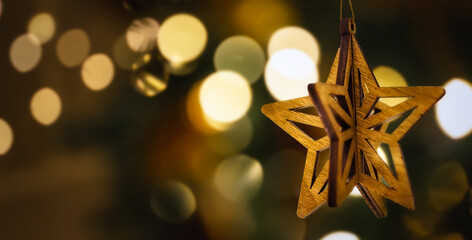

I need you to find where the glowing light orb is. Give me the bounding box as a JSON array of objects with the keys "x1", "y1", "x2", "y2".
[
  {"x1": 158, "y1": 14, "x2": 207, "y2": 65},
  {"x1": 126, "y1": 17, "x2": 159, "y2": 52},
  {"x1": 374, "y1": 66, "x2": 409, "y2": 106},
  {"x1": 214, "y1": 36, "x2": 265, "y2": 84},
  {"x1": 28, "y1": 13, "x2": 55, "y2": 44},
  {"x1": 10, "y1": 33, "x2": 42, "y2": 73},
  {"x1": 113, "y1": 35, "x2": 142, "y2": 70},
  {"x1": 56, "y1": 29, "x2": 90, "y2": 67},
  {"x1": 0, "y1": 118, "x2": 13, "y2": 155},
  {"x1": 130, "y1": 53, "x2": 170, "y2": 97},
  {"x1": 321, "y1": 231, "x2": 360, "y2": 240},
  {"x1": 265, "y1": 49, "x2": 318, "y2": 101},
  {"x1": 435, "y1": 78, "x2": 472, "y2": 139},
  {"x1": 199, "y1": 71, "x2": 252, "y2": 124},
  {"x1": 150, "y1": 180, "x2": 196, "y2": 222},
  {"x1": 81, "y1": 53, "x2": 115, "y2": 91},
  {"x1": 214, "y1": 154, "x2": 263, "y2": 202},
  {"x1": 30, "y1": 87, "x2": 62, "y2": 126},
  {"x1": 268, "y1": 26, "x2": 320, "y2": 64},
  {"x1": 429, "y1": 161, "x2": 468, "y2": 211}
]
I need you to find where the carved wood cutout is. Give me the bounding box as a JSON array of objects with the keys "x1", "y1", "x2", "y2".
[{"x1": 262, "y1": 18, "x2": 445, "y2": 218}]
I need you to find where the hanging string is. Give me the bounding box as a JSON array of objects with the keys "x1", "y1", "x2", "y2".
[{"x1": 340, "y1": 0, "x2": 355, "y2": 21}]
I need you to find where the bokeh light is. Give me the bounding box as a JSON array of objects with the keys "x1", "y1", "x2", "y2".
[
  {"x1": 0, "y1": 118, "x2": 13, "y2": 155},
  {"x1": 81, "y1": 53, "x2": 115, "y2": 91},
  {"x1": 206, "y1": 116, "x2": 253, "y2": 155},
  {"x1": 113, "y1": 35, "x2": 142, "y2": 70},
  {"x1": 130, "y1": 53, "x2": 170, "y2": 97},
  {"x1": 374, "y1": 66, "x2": 409, "y2": 106},
  {"x1": 265, "y1": 49, "x2": 318, "y2": 101},
  {"x1": 214, "y1": 154, "x2": 263, "y2": 202},
  {"x1": 150, "y1": 180, "x2": 196, "y2": 223},
  {"x1": 199, "y1": 71, "x2": 252, "y2": 125},
  {"x1": 429, "y1": 161, "x2": 468, "y2": 211},
  {"x1": 268, "y1": 26, "x2": 320, "y2": 64},
  {"x1": 157, "y1": 14, "x2": 207, "y2": 66},
  {"x1": 214, "y1": 36, "x2": 265, "y2": 84},
  {"x1": 126, "y1": 17, "x2": 159, "y2": 52},
  {"x1": 320, "y1": 231, "x2": 360, "y2": 240},
  {"x1": 30, "y1": 87, "x2": 62, "y2": 126},
  {"x1": 56, "y1": 29, "x2": 90, "y2": 67},
  {"x1": 10, "y1": 33, "x2": 42, "y2": 73},
  {"x1": 435, "y1": 78, "x2": 472, "y2": 139},
  {"x1": 27, "y1": 13, "x2": 55, "y2": 44}
]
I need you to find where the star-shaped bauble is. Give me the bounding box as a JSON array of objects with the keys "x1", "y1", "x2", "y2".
[{"x1": 262, "y1": 18, "x2": 445, "y2": 218}]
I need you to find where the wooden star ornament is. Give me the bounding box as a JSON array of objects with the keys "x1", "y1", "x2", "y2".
[{"x1": 262, "y1": 18, "x2": 445, "y2": 218}]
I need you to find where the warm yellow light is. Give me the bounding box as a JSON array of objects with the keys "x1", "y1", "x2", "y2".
[
  {"x1": 199, "y1": 71, "x2": 252, "y2": 124},
  {"x1": 268, "y1": 26, "x2": 320, "y2": 64},
  {"x1": 130, "y1": 53, "x2": 170, "y2": 97},
  {"x1": 10, "y1": 33, "x2": 42, "y2": 73},
  {"x1": 56, "y1": 29, "x2": 90, "y2": 67},
  {"x1": 126, "y1": 17, "x2": 159, "y2": 53},
  {"x1": 435, "y1": 78, "x2": 472, "y2": 139},
  {"x1": 321, "y1": 231, "x2": 360, "y2": 240},
  {"x1": 113, "y1": 35, "x2": 142, "y2": 70},
  {"x1": 265, "y1": 49, "x2": 318, "y2": 101},
  {"x1": 30, "y1": 87, "x2": 62, "y2": 126},
  {"x1": 81, "y1": 53, "x2": 115, "y2": 91},
  {"x1": 28, "y1": 13, "x2": 55, "y2": 44},
  {"x1": 214, "y1": 36, "x2": 265, "y2": 84},
  {"x1": 0, "y1": 118, "x2": 13, "y2": 155},
  {"x1": 214, "y1": 154, "x2": 263, "y2": 202},
  {"x1": 158, "y1": 14, "x2": 207, "y2": 65},
  {"x1": 150, "y1": 180, "x2": 196, "y2": 222},
  {"x1": 374, "y1": 66, "x2": 408, "y2": 106}
]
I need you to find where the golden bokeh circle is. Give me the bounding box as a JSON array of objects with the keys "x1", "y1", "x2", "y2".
[
  {"x1": 56, "y1": 29, "x2": 90, "y2": 67},
  {"x1": 0, "y1": 118, "x2": 13, "y2": 155},
  {"x1": 30, "y1": 87, "x2": 62, "y2": 126},
  {"x1": 81, "y1": 53, "x2": 115, "y2": 91},
  {"x1": 10, "y1": 33, "x2": 42, "y2": 73}
]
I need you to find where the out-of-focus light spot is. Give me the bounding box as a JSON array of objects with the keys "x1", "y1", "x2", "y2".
[
  {"x1": 150, "y1": 180, "x2": 196, "y2": 223},
  {"x1": 169, "y1": 60, "x2": 199, "y2": 76},
  {"x1": 199, "y1": 71, "x2": 252, "y2": 125},
  {"x1": 207, "y1": 116, "x2": 253, "y2": 155},
  {"x1": 350, "y1": 187, "x2": 362, "y2": 197},
  {"x1": 131, "y1": 53, "x2": 170, "y2": 97},
  {"x1": 113, "y1": 35, "x2": 142, "y2": 70},
  {"x1": 28, "y1": 13, "x2": 55, "y2": 44},
  {"x1": 374, "y1": 66, "x2": 408, "y2": 106},
  {"x1": 435, "y1": 78, "x2": 472, "y2": 139},
  {"x1": 214, "y1": 154, "x2": 263, "y2": 202},
  {"x1": 10, "y1": 33, "x2": 42, "y2": 73},
  {"x1": 214, "y1": 36, "x2": 265, "y2": 84},
  {"x1": 81, "y1": 53, "x2": 114, "y2": 91},
  {"x1": 0, "y1": 118, "x2": 13, "y2": 155},
  {"x1": 429, "y1": 161, "x2": 468, "y2": 211},
  {"x1": 158, "y1": 14, "x2": 207, "y2": 66},
  {"x1": 126, "y1": 17, "x2": 159, "y2": 52},
  {"x1": 56, "y1": 29, "x2": 90, "y2": 67},
  {"x1": 403, "y1": 212, "x2": 440, "y2": 237},
  {"x1": 186, "y1": 80, "x2": 218, "y2": 134},
  {"x1": 233, "y1": 0, "x2": 296, "y2": 43},
  {"x1": 30, "y1": 87, "x2": 62, "y2": 126},
  {"x1": 265, "y1": 49, "x2": 318, "y2": 101},
  {"x1": 268, "y1": 26, "x2": 320, "y2": 64},
  {"x1": 321, "y1": 231, "x2": 360, "y2": 240}
]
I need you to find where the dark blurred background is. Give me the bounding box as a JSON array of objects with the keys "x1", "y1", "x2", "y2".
[{"x1": 0, "y1": 0, "x2": 471, "y2": 239}]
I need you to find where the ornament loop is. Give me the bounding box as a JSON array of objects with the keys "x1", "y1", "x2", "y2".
[{"x1": 340, "y1": 0, "x2": 355, "y2": 23}]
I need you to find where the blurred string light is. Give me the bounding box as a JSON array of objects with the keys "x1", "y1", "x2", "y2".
[
  {"x1": 150, "y1": 180, "x2": 196, "y2": 223},
  {"x1": 265, "y1": 49, "x2": 318, "y2": 101},
  {"x1": 81, "y1": 53, "x2": 115, "y2": 91},
  {"x1": 429, "y1": 161, "x2": 468, "y2": 211},
  {"x1": 126, "y1": 17, "x2": 159, "y2": 53},
  {"x1": 0, "y1": 118, "x2": 13, "y2": 155},
  {"x1": 130, "y1": 53, "x2": 170, "y2": 97},
  {"x1": 268, "y1": 26, "x2": 320, "y2": 64},
  {"x1": 199, "y1": 71, "x2": 252, "y2": 127},
  {"x1": 10, "y1": 33, "x2": 42, "y2": 73},
  {"x1": 435, "y1": 78, "x2": 472, "y2": 139},
  {"x1": 214, "y1": 154, "x2": 263, "y2": 202},
  {"x1": 56, "y1": 29, "x2": 90, "y2": 67},
  {"x1": 27, "y1": 13, "x2": 55, "y2": 44},
  {"x1": 373, "y1": 66, "x2": 409, "y2": 106},
  {"x1": 206, "y1": 116, "x2": 253, "y2": 155},
  {"x1": 30, "y1": 87, "x2": 62, "y2": 126},
  {"x1": 214, "y1": 36, "x2": 265, "y2": 84},
  {"x1": 157, "y1": 14, "x2": 207, "y2": 72},
  {"x1": 113, "y1": 35, "x2": 142, "y2": 70},
  {"x1": 321, "y1": 231, "x2": 360, "y2": 240}
]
